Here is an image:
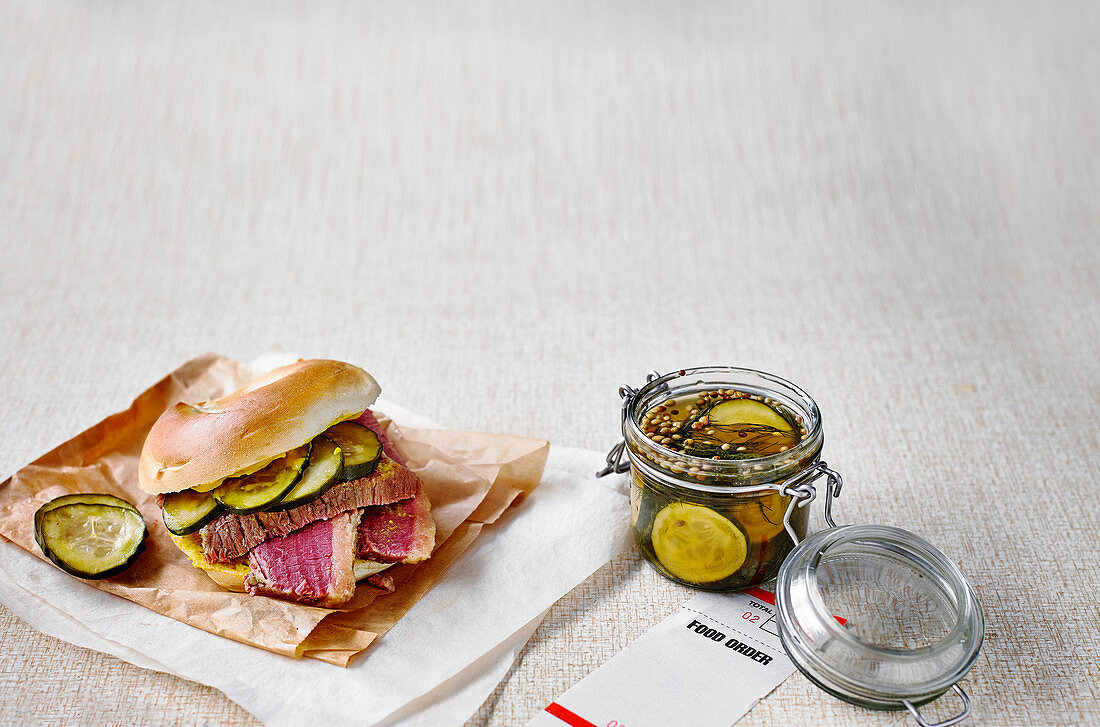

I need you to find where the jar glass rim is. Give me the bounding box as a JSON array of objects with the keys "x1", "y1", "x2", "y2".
[{"x1": 623, "y1": 366, "x2": 824, "y2": 492}]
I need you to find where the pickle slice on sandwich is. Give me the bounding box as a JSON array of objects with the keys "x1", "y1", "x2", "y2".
[
  {"x1": 213, "y1": 444, "x2": 311, "y2": 515},
  {"x1": 275, "y1": 435, "x2": 345, "y2": 510},
  {"x1": 161, "y1": 489, "x2": 223, "y2": 535},
  {"x1": 322, "y1": 421, "x2": 383, "y2": 480}
]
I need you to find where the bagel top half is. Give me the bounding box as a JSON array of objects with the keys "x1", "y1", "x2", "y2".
[{"x1": 138, "y1": 359, "x2": 381, "y2": 496}]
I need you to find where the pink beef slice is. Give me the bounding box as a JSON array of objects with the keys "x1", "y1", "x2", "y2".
[
  {"x1": 357, "y1": 485, "x2": 436, "y2": 564},
  {"x1": 365, "y1": 573, "x2": 395, "y2": 593},
  {"x1": 245, "y1": 511, "x2": 362, "y2": 607},
  {"x1": 356, "y1": 409, "x2": 406, "y2": 466},
  {"x1": 202, "y1": 457, "x2": 421, "y2": 563}
]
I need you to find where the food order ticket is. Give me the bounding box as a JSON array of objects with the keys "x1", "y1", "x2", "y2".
[{"x1": 527, "y1": 587, "x2": 797, "y2": 727}]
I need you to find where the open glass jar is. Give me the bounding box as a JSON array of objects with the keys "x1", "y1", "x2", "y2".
[
  {"x1": 599, "y1": 367, "x2": 841, "y2": 591},
  {"x1": 599, "y1": 366, "x2": 985, "y2": 725}
]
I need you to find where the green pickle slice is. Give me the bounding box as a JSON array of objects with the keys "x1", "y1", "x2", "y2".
[
  {"x1": 213, "y1": 444, "x2": 311, "y2": 515},
  {"x1": 276, "y1": 435, "x2": 345, "y2": 510},
  {"x1": 36, "y1": 502, "x2": 148, "y2": 579},
  {"x1": 651, "y1": 502, "x2": 747, "y2": 584},
  {"x1": 161, "y1": 489, "x2": 222, "y2": 535},
  {"x1": 323, "y1": 421, "x2": 383, "y2": 480},
  {"x1": 35, "y1": 493, "x2": 141, "y2": 546},
  {"x1": 705, "y1": 398, "x2": 793, "y2": 431},
  {"x1": 35, "y1": 493, "x2": 140, "y2": 518}
]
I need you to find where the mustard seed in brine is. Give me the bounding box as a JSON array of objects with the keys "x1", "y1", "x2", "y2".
[{"x1": 641, "y1": 389, "x2": 802, "y2": 460}]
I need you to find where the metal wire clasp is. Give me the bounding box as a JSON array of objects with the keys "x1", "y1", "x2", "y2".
[
  {"x1": 904, "y1": 685, "x2": 972, "y2": 727},
  {"x1": 777, "y1": 462, "x2": 843, "y2": 544},
  {"x1": 595, "y1": 371, "x2": 662, "y2": 478},
  {"x1": 596, "y1": 440, "x2": 630, "y2": 478}
]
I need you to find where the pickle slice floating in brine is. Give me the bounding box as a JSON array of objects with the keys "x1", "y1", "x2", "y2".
[
  {"x1": 730, "y1": 491, "x2": 787, "y2": 541},
  {"x1": 631, "y1": 482, "x2": 663, "y2": 541},
  {"x1": 667, "y1": 396, "x2": 801, "y2": 459},
  {"x1": 651, "y1": 502, "x2": 747, "y2": 584},
  {"x1": 705, "y1": 398, "x2": 793, "y2": 431}
]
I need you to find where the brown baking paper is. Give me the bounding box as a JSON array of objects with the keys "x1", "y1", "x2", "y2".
[{"x1": 0, "y1": 354, "x2": 548, "y2": 666}]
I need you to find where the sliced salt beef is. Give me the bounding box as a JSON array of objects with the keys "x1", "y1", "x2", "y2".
[
  {"x1": 245, "y1": 511, "x2": 362, "y2": 607},
  {"x1": 365, "y1": 573, "x2": 396, "y2": 593},
  {"x1": 203, "y1": 457, "x2": 420, "y2": 563},
  {"x1": 357, "y1": 485, "x2": 436, "y2": 564},
  {"x1": 356, "y1": 409, "x2": 406, "y2": 466}
]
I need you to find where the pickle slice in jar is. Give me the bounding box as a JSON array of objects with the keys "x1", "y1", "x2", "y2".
[
  {"x1": 651, "y1": 502, "x2": 747, "y2": 583},
  {"x1": 631, "y1": 483, "x2": 662, "y2": 541},
  {"x1": 705, "y1": 398, "x2": 793, "y2": 431},
  {"x1": 730, "y1": 492, "x2": 787, "y2": 541}
]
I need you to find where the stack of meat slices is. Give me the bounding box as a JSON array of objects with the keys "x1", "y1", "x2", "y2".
[{"x1": 200, "y1": 413, "x2": 436, "y2": 607}]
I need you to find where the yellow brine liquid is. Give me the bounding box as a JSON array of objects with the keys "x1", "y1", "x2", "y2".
[{"x1": 640, "y1": 389, "x2": 807, "y2": 460}]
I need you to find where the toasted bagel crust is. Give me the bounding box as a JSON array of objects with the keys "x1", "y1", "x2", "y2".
[{"x1": 138, "y1": 359, "x2": 380, "y2": 495}]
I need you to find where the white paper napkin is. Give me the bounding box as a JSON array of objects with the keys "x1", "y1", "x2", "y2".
[{"x1": 0, "y1": 415, "x2": 631, "y2": 726}]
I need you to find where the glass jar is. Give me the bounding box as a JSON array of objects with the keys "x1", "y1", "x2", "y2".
[
  {"x1": 599, "y1": 366, "x2": 985, "y2": 725},
  {"x1": 601, "y1": 367, "x2": 842, "y2": 592}
]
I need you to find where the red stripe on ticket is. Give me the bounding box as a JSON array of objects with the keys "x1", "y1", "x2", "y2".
[
  {"x1": 745, "y1": 586, "x2": 776, "y2": 605},
  {"x1": 746, "y1": 585, "x2": 847, "y2": 625},
  {"x1": 545, "y1": 702, "x2": 598, "y2": 727}
]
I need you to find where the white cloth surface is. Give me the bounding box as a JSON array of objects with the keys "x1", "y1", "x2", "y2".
[{"x1": 0, "y1": 1, "x2": 1097, "y2": 725}]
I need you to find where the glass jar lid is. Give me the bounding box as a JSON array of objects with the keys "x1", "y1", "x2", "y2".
[{"x1": 775, "y1": 524, "x2": 984, "y2": 724}]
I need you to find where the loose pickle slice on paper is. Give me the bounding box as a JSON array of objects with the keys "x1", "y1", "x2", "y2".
[{"x1": 35, "y1": 501, "x2": 147, "y2": 579}]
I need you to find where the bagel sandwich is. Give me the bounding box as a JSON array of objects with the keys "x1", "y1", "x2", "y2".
[{"x1": 139, "y1": 359, "x2": 436, "y2": 607}]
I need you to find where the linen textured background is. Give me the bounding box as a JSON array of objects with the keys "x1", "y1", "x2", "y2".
[{"x1": 1, "y1": 1, "x2": 1097, "y2": 725}]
